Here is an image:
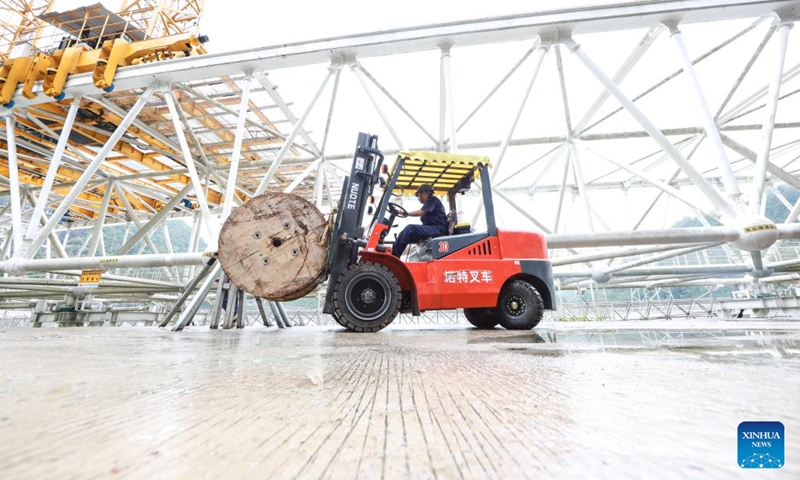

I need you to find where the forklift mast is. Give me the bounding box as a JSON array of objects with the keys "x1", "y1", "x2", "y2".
[{"x1": 322, "y1": 133, "x2": 384, "y2": 314}]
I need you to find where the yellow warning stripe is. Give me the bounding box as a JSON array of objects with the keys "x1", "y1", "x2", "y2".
[{"x1": 743, "y1": 224, "x2": 777, "y2": 233}]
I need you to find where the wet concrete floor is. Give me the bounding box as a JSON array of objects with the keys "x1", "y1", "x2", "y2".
[{"x1": 0, "y1": 320, "x2": 799, "y2": 479}]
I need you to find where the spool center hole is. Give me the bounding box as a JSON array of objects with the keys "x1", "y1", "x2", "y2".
[{"x1": 272, "y1": 238, "x2": 283, "y2": 248}]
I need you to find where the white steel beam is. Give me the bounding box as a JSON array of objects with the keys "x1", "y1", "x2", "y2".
[
  {"x1": 113, "y1": 183, "x2": 173, "y2": 278},
  {"x1": 584, "y1": 19, "x2": 765, "y2": 135},
  {"x1": 3, "y1": 115, "x2": 23, "y2": 257},
  {"x1": 25, "y1": 101, "x2": 81, "y2": 240},
  {"x1": 24, "y1": 91, "x2": 152, "y2": 259},
  {"x1": 164, "y1": 91, "x2": 216, "y2": 242},
  {"x1": 714, "y1": 24, "x2": 776, "y2": 119},
  {"x1": 720, "y1": 134, "x2": 800, "y2": 191},
  {"x1": 569, "y1": 142, "x2": 595, "y2": 233},
  {"x1": 457, "y1": 43, "x2": 537, "y2": 133},
  {"x1": 786, "y1": 196, "x2": 800, "y2": 223},
  {"x1": 551, "y1": 243, "x2": 714, "y2": 266},
  {"x1": 255, "y1": 66, "x2": 335, "y2": 196},
  {"x1": 495, "y1": 43, "x2": 549, "y2": 176},
  {"x1": 253, "y1": 72, "x2": 322, "y2": 157},
  {"x1": 115, "y1": 183, "x2": 194, "y2": 256},
  {"x1": 320, "y1": 68, "x2": 342, "y2": 157},
  {"x1": 221, "y1": 75, "x2": 253, "y2": 222},
  {"x1": 491, "y1": 187, "x2": 551, "y2": 233},
  {"x1": 717, "y1": 61, "x2": 800, "y2": 125},
  {"x1": 554, "y1": 152, "x2": 571, "y2": 234},
  {"x1": 23, "y1": 190, "x2": 68, "y2": 259},
  {"x1": 351, "y1": 62, "x2": 405, "y2": 150},
  {"x1": 604, "y1": 243, "x2": 722, "y2": 275},
  {"x1": 440, "y1": 44, "x2": 458, "y2": 152},
  {"x1": 4, "y1": 0, "x2": 795, "y2": 110},
  {"x1": 751, "y1": 20, "x2": 793, "y2": 214},
  {"x1": 87, "y1": 181, "x2": 114, "y2": 257},
  {"x1": 352, "y1": 64, "x2": 438, "y2": 146},
  {"x1": 666, "y1": 22, "x2": 741, "y2": 200},
  {"x1": 565, "y1": 36, "x2": 739, "y2": 220},
  {"x1": 578, "y1": 142, "x2": 717, "y2": 218},
  {"x1": 573, "y1": 26, "x2": 663, "y2": 135}
]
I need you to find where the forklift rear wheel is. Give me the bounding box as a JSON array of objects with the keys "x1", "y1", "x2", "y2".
[
  {"x1": 463, "y1": 308, "x2": 499, "y2": 329},
  {"x1": 496, "y1": 280, "x2": 544, "y2": 330},
  {"x1": 334, "y1": 262, "x2": 401, "y2": 332}
]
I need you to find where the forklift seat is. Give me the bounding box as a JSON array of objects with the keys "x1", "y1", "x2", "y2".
[
  {"x1": 447, "y1": 210, "x2": 457, "y2": 235},
  {"x1": 447, "y1": 211, "x2": 471, "y2": 236},
  {"x1": 406, "y1": 211, "x2": 473, "y2": 261}
]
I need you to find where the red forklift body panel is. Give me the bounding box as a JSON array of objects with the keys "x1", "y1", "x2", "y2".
[{"x1": 363, "y1": 228, "x2": 551, "y2": 312}]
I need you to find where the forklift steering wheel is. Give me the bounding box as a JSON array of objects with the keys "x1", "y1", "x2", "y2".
[{"x1": 387, "y1": 202, "x2": 409, "y2": 218}]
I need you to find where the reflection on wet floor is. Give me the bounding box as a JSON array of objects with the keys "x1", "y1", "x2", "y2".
[
  {"x1": 468, "y1": 328, "x2": 800, "y2": 360},
  {"x1": 1, "y1": 323, "x2": 799, "y2": 478}
]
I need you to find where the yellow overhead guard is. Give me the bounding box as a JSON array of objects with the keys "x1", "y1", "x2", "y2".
[{"x1": 390, "y1": 151, "x2": 491, "y2": 196}]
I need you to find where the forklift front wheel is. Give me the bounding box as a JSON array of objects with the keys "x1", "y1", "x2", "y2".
[
  {"x1": 333, "y1": 262, "x2": 401, "y2": 332},
  {"x1": 463, "y1": 308, "x2": 499, "y2": 329},
  {"x1": 330, "y1": 311, "x2": 348, "y2": 328},
  {"x1": 495, "y1": 280, "x2": 544, "y2": 330}
]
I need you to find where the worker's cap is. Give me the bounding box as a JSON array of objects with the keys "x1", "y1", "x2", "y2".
[{"x1": 415, "y1": 184, "x2": 434, "y2": 196}]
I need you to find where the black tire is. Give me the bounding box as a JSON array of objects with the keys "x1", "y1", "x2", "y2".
[
  {"x1": 333, "y1": 262, "x2": 401, "y2": 332},
  {"x1": 463, "y1": 308, "x2": 499, "y2": 329},
  {"x1": 330, "y1": 311, "x2": 347, "y2": 327},
  {"x1": 495, "y1": 280, "x2": 544, "y2": 330}
]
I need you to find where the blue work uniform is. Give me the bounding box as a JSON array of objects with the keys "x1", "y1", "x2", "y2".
[{"x1": 392, "y1": 196, "x2": 448, "y2": 257}]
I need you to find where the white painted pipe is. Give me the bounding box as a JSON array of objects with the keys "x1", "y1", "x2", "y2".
[
  {"x1": 777, "y1": 223, "x2": 800, "y2": 240},
  {"x1": 0, "y1": 252, "x2": 214, "y2": 275},
  {"x1": 547, "y1": 227, "x2": 740, "y2": 249}
]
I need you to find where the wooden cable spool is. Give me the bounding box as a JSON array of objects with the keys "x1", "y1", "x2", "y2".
[{"x1": 218, "y1": 192, "x2": 329, "y2": 302}]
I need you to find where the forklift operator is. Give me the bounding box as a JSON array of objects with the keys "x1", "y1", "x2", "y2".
[{"x1": 392, "y1": 184, "x2": 449, "y2": 257}]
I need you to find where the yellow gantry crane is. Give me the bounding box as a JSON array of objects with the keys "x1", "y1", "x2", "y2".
[
  {"x1": 0, "y1": 1, "x2": 216, "y2": 219},
  {"x1": 0, "y1": 1, "x2": 207, "y2": 106}
]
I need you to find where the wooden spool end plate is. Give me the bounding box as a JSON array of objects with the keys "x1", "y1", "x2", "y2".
[{"x1": 218, "y1": 192, "x2": 329, "y2": 302}]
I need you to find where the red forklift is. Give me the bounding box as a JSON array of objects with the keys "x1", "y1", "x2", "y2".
[{"x1": 323, "y1": 133, "x2": 556, "y2": 332}]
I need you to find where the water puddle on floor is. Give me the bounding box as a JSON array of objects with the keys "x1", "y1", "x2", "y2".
[{"x1": 467, "y1": 328, "x2": 800, "y2": 360}]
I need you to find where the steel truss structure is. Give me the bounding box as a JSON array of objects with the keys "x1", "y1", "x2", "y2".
[{"x1": 0, "y1": 0, "x2": 799, "y2": 327}]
